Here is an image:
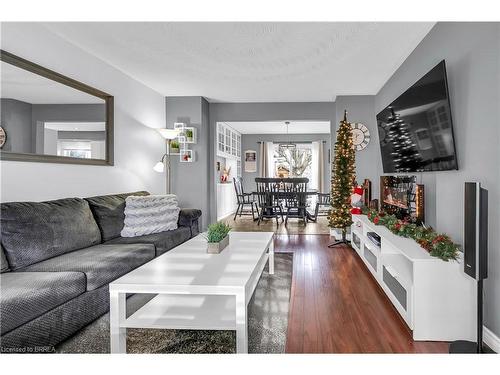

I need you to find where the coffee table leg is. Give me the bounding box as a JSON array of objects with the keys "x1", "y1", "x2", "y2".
[
  {"x1": 268, "y1": 240, "x2": 275, "y2": 275},
  {"x1": 110, "y1": 291, "x2": 126, "y2": 353},
  {"x1": 235, "y1": 292, "x2": 248, "y2": 354}
]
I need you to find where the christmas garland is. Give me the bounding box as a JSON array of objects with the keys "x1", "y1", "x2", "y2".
[{"x1": 363, "y1": 209, "x2": 460, "y2": 262}]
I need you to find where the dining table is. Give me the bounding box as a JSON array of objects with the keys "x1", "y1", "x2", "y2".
[{"x1": 251, "y1": 190, "x2": 319, "y2": 222}]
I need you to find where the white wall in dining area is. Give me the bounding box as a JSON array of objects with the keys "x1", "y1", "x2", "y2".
[{"x1": 0, "y1": 23, "x2": 167, "y2": 202}]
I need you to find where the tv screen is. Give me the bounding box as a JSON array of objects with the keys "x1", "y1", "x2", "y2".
[{"x1": 376, "y1": 60, "x2": 458, "y2": 173}]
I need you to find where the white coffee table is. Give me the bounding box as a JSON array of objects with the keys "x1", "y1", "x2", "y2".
[{"x1": 109, "y1": 231, "x2": 274, "y2": 354}]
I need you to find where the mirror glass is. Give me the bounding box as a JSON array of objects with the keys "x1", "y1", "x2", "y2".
[{"x1": 1, "y1": 60, "x2": 108, "y2": 161}]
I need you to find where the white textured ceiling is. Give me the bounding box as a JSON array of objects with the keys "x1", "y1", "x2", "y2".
[
  {"x1": 224, "y1": 121, "x2": 330, "y2": 134},
  {"x1": 43, "y1": 22, "x2": 434, "y2": 102},
  {"x1": 1, "y1": 61, "x2": 104, "y2": 104}
]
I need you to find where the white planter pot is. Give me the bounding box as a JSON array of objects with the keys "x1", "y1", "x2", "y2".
[{"x1": 207, "y1": 235, "x2": 229, "y2": 254}]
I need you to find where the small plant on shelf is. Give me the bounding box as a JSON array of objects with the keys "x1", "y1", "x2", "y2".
[
  {"x1": 170, "y1": 140, "x2": 180, "y2": 153},
  {"x1": 185, "y1": 129, "x2": 194, "y2": 142}
]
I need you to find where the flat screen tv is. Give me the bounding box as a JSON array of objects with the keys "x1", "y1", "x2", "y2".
[{"x1": 376, "y1": 60, "x2": 458, "y2": 173}]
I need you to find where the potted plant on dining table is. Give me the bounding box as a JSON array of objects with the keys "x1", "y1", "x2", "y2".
[{"x1": 206, "y1": 221, "x2": 231, "y2": 254}]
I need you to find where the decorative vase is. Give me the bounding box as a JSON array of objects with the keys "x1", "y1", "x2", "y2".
[{"x1": 207, "y1": 235, "x2": 229, "y2": 254}]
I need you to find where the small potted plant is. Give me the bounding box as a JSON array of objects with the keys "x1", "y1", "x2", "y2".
[
  {"x1": 170, "y1": 140, "x2": 180, "y2": 154},
  {"x1": 185, "y1": 129, "x2": 194, "y2": 143},
  {"x1": 206, "y1": 222, "x2": 231, "y2": 254}
]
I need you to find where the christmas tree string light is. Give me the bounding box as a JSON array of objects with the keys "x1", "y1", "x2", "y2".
[{"x1": 328, "y1": 110, "x2": 356, "y2": 246}]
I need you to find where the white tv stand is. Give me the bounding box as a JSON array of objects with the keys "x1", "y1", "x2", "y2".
[{"x1": 350, "y1": 214, "x2": 476, "y2": 341}]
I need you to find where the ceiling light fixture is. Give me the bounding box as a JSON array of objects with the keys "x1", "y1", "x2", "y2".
[{"x1": 279, "y1": 121, "x2": 296, "y2": 151}]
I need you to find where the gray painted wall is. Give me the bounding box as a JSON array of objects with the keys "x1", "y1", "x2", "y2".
[
  {"x1": 57, "y1": 131, "x2": 106, "y2": 141},
  {"x1": 31, "y1": 104, "x2": 105, "y2": 153},
  {"x1": 0, "y1": 98, "x2": 33, "y2": 153},
  {"x1": 0, "y1": 99, "x2": 106, "y2": 154},
  {"x1": 375, "y1": 22, "x2": 500, "y2": 337},
  {"x1": 208, "y1": 101, "x2": 336, "y2": 225},
  {"x1": 240, "y1": 133, "x2": 331, "y2": 193},
  {"x1": 166, "y1": 96, "x2": 210, "y2": 229}
]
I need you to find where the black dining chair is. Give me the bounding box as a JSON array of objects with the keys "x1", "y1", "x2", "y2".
[
  {"x1": 309, "y1": 192, "x2": 331, "y2": 222},
  {"x1": 233, "y1": 177, "x2": 258, "y2": 220},
  {"x1": 255, "y1": 177, "x2": 284, "y2": 225},
  {"x1": 282, "y1": 178, "x2": 309, "y2": 225}
]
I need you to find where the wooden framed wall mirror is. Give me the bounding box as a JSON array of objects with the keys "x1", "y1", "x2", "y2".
[{"x1": 0, "y1": 50, "x2": 114, "y2": 165}]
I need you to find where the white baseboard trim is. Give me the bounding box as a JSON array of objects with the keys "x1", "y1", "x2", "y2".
[{"x1": 483, "y1": 326, "x2": 500, "y2": 353}]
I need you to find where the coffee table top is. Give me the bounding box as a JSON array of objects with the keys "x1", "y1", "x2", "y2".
[{"x1": 110, "y1": 231, "x2": 274, "y2": 295}]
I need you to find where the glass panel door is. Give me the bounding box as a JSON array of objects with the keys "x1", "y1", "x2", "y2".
[
  {"x1": 225, "y1": 128, "x2": 231, "y2": 154},
  {"x1": 217, "y1": 124, "x2": 225, "y2": 153},
  {"x1": 236, "y1": 134, "x2": 241, "y2": 158},
  {"x1": 231, "y1": 132, "x2": 237, "y2": 156}
]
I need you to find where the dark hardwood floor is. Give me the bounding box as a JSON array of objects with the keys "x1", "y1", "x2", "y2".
[{"x1": 275, "y1": 234, "x2": 449, "y2": 353}]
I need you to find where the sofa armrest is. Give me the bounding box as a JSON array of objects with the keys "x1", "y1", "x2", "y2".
[{"x1": 178, "y1": 209, "x2": 202, "y2": 237}]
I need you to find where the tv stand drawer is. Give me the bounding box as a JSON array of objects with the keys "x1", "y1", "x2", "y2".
[
  {"x1": 363, "y1": 244, "x2": 378, "y2": 273},
  {"x1": 383, "y1": 266, "x2": 408, "y2": 311}
]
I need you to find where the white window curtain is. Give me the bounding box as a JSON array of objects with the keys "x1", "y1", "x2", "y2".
[
  {"x1": 259, "y1": 141, "x2": 274, "y2": 177},
  {"x1": 311, "y1": 141, "x2": 325, "y2": 192}
]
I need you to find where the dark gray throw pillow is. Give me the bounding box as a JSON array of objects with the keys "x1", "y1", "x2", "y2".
[
  {"x1": 0, "y1": 198, "x2": 102, "y2": 270},
  {"x1": 85, "y1": 191, "x2": 149, "y2": 242}
]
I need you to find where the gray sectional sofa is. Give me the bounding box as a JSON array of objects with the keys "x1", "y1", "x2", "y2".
[{"x1": 0, "y1": 191, "x2": 201, "y2": 351}]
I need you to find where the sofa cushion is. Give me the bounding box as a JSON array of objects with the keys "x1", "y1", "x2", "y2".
[
  {"x1": 178, "y1": 209, "x2": 202, "y2": 237},
  {"x1": 105, "y1": 226, "x2": 192, "y2": 257},
  {"x1": 0, "y1": 271, "x2": 86, "y2": 334},
  {"x1": 85, "y1": 191, "x2": 150, "y2": 242},
  {"x1": 1, "y1": 245, "x2": 9, "y2": 273},
  {"x1": 21, "y1": 243, "x2": 155, "y2": 290},
  {"x1": 1, "y1": 198, "x2": 102, "y2": 270}
]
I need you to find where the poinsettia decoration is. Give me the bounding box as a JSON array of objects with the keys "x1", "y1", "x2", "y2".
[{"x1": 361, "y1": 208, "x2": 460, "y2": 262}]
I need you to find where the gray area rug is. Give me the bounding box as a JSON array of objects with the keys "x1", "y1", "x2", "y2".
[{"x1": 56, "y1": 253, "x2": 293, "y2": 354}]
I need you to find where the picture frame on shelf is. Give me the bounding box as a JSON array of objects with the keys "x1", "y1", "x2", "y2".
[{"x1": 180, "y1": 149, "x2": 194, "y2": 163}]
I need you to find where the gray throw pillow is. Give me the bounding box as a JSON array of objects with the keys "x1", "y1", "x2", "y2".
[{"x1": 121, "y1": 195, "x2": 180, "y2": 237}]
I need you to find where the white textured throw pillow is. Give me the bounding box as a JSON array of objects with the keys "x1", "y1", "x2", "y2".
[{"x1": 121, "y1": 195, "x2": 180, "y2": 237}]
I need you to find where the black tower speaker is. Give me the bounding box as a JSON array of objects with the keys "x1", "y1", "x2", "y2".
[{"x1": 450, "y1": 182, "x2": 488, "y2": 354}]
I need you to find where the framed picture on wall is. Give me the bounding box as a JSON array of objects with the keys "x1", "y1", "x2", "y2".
[
  {"x1": 244, "y1": 150, "x2": 257, "y2": 172},
  {"x1": 180, "y1": 149, "x2": 194, "y2": 163}
]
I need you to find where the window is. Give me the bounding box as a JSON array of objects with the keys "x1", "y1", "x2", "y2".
[
  {"x1": 273, "y1": 143, "x2": 312, "y2": 180},
  {"x1": 58, "y1": 141, "x2": 92, "y2": 159},
  {"x1": 57, "y1": 140, "x2": 105, "y2": 159}
]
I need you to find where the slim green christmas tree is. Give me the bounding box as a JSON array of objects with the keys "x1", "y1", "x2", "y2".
[{"x1": 328, "y1": 110, "x2": 356, "y2": 245}]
